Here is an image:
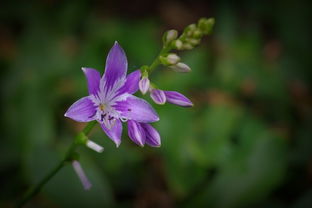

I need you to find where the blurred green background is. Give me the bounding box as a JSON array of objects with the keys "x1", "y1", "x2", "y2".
[{"x1": 1, "y1": 0, "x2": 312, "y2": 207}]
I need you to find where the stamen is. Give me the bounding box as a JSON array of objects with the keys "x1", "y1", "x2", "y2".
[
  {"x1": 101, "y1": 113, "x2": 106, "y2": 121},
  {"x1": 103, "y1": 117, "x2": 116, "y2": 129}
]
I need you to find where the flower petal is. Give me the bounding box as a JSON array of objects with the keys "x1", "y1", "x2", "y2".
[
  {"x1": 150, "y1": 89, "x2": 166, "y2": 105},
  {"x1": 141, "y1": 123, "x2": 161, "y2": 147},
  {"x1": 116, "y1": 70, "x2": 141, "y2": 96},
  {"x1": 64, "y1": 97, "x2": 96, "y2": 122},
  {"x1": 114, "y1": 94, "x2": 159, "y2": 123},
  {"x1": 127, "y1": 120, "x2": 145, "y2": 146},
  {"x1": 102, "y1": 42, "x2": 128, "y2": 93},
  {"x1": 101, "y1": 119, "x2": 122, "y2": 147},
  {"x1": 164, "y1": 91, "x2": 193, "y2": 107},
  {"x1": 82, "y1": 67, "x2": 101, "y2": 95}
]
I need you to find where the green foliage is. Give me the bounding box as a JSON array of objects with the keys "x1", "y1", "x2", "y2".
[{"x1": 1, "y1": 0, "x2": 312, "y2": 208}]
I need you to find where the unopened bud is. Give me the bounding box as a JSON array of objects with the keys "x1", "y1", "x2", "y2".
[
  {"x1": 167, "y1": 54, "x2": 180, "y2": 65},
  {"x1": 198, "y1": 18, "x2": 215, "y2": 34},
  {"x1": 139, "y1": 76, "x2": 150, "y2": 94},
  {"x1": 188, "y1": 38, "x2": 200, "y2": 46},
  {"x1": 182, "y1": 43, "x2": 193, "y2": 50},
  {"x1": 185, "y1": 24, "x2": 196, "y2": 32},
  {"x1": 163, "y1": 29, "x2": 178, "y2": 45},
  {"x1": 173, "y1": 40, "x2": 183, "y2": 50},
  {"x1": 192, "y1": 29, "x2": 202, "y2": 38},
  {"x1": 169, "y1": 62, "x2": 191, "y2": 73},
  {"x1": 150, "y1": 89, "x2": 166, "y2": 105},
  {"x1": 184, "y1": 24, "x2": 196, "y2": 36},
  {"x1": 160, "y1": 53, "x2": 180, "y2": 65}
]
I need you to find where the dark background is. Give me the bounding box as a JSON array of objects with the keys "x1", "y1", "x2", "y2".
[{"x1": 1, "y1": 0, "x2": 312, "y2": 207}]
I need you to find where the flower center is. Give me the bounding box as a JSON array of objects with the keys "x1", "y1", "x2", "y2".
[
  {"x1": 95, "y1": 102, "x2": 119, "y2": 129},
  {"x1": 99, "y1": 104, "x2": 106, "y2": 111}
]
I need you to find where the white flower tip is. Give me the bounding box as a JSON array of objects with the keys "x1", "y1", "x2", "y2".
[
  {"x1": 114, "y1": 40, "x2": 119, "y2": 45},
  {"x1": 156, "y1": 101, "x2": 166, "y2": 105},
  {"x1": 154, "y1": 144, "x2": 161, "y2": 148},
  {"x1": 136, "y1": 140, "x2": 145, "y2": 147},
  {"x1": 115, "y1": 141, "x2": 121, "y2": 148},
  {"x1": 86, "y1": 140, "x2": 104, "y2": 153},
  {"x1": 72, "y1": 160, "x2": 92, "y2": 191}
]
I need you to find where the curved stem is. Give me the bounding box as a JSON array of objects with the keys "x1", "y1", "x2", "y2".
[
  {"x1": 147, "y1": 45, "x2": 172, "y2": 73},
  {"x1": 17, "y1": 121, "x2": 97, "y2": 208}
]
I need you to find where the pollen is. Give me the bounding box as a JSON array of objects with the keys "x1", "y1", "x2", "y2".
[{"x1": 99, "y1": 104, "x2": 106, "y2": 111}]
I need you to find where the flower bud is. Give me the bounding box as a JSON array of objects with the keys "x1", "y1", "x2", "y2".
[
  {"x1": 188, "y1": 38, "x2": 200, "y2": 46},
  {"x1": 167, "y1": 53, "x2": 180, "y2": 65},
  {"x1": 173, "y1": 39, "x2": 183, "y2": 50},
  {"x1": 164, "y1": 91, "x2": 193, "y2": 107},
  {"x1": 192, "y1": 29, "x2": 202, "y2": 38},
  {"x1": 198, "y1": 18, "x2": 215, "y2": 34},
  {"x1": 150, "y1": 89, "x2": 166, "y2": 105},
  {"x1": 182, "y1": 43, "x2": 193, "y2": 50},
  {"x1": 139, "y1": 76, "x2": 150, "y2": 94},
  {"x1": 185, "y1": 24, "x2": 196, "y2": 32},
  {"x1": 163, "y1": 29, "x2": 178, "y2": 45},
  {"x1": 160, "y1": 53, "x2": 180, "y2": 65},
  {"x1": 169, "y1": 62, "x2": 191, "y2": 73}
]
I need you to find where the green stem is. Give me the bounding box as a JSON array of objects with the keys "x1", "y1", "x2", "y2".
[
  {"x1": 17, "y1": 121, "x2": 97, "y2": 208},
  {"x1": 147, "y1": 45, "x2": 172, "y2": 73}
]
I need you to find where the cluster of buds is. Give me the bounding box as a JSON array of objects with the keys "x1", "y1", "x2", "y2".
[
  {"x1": 137, "y1": 17, "x2": 215, "y2": 107},
  {"x1": 163, "y1": 18, "x2": 215, "y2": 51},
  {"x1": 160, "y1": 18, "x2": 214, "y2": 73}
]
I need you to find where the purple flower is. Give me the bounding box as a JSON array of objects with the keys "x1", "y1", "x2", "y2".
[
  {"x1": 127, "y1": 120, "x2": 161, "y2": 147},
  {"x1": 150, "y1": 89, "x2": 193, "y2": 107},
  {"x1": 65, "y1": 42, "x2": 159, "y2": 147}
]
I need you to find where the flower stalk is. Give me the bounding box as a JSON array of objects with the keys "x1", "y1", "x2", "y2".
[
  {"x1": 17, "y1": 121, "x2": 97, "y2": 207},
  {"x1": 144, "y1": 17, "x2": 214, "y2": 74}
]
